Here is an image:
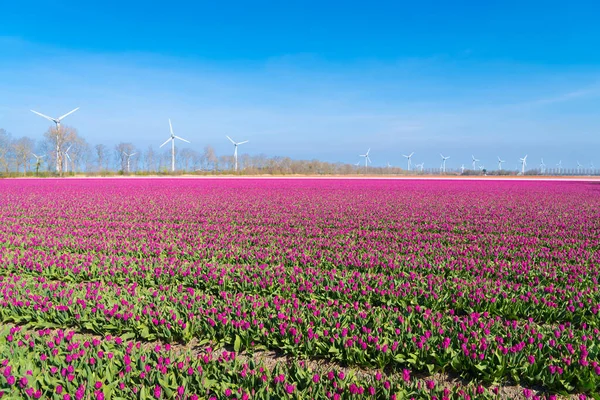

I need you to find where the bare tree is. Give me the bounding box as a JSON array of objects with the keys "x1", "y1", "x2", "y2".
[
  {"x1": 43, "y1": 125, "x2": 80, "y2": 176},
  {"x1": 0, "y1": 129, "x2": 12, "y2": 174},
  {"x1": 144, "y1": 145, "x2": 156, "y2": 172},
  {"x1": 202, "y1": 145, "x2": 217, "y2": 171},
  {"x1": 12, "y1": 136, "x2": 35, "y2": 175},
  {"x1": 115, "y1": 142, "x2": 135, "y2": 172},
  {"x1": 95, "y1": 144, "x2": 108, "y2": 172}
]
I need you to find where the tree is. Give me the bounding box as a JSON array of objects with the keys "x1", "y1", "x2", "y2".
[
  {"x1": 0, "y1": 129, "x2": 12, "y2": 174},
  {"x1": 95, "y1": 144, "x2": 108, "y2": 172},
  {"x1": 144, "y1": 146, "x2": 156, "y2": 172},
  {"x1": 202, "y1": 145, "x2": 217, "y2": 171},
  {"x1": 12, "y1": 136, "x2": 35, "y2": 175},
  {"x1": 115, "y1": 142, "x2": 135, "y2": 172},
  {"x1": 43, "y1": 125, "x2": 80, "y2": 175}
]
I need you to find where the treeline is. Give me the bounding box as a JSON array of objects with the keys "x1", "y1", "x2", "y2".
[{"x1": 0, "y1": 126, "x2": 413, "y2": 176}]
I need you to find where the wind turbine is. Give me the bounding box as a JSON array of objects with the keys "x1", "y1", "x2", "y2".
[
  {"x1": 415, "y1": 162, "x2": 424, "y2": 172},
  {"x1": 440, "y1": 154, "x2": 450, "y2": 173},
  {"x1": 32, "y1": 153, "x2": 45, "y2": 175},
  {"x1": 359, "y1": 148, "x2": 372, "y2": 171},
  {"x1": 471, "y1": 155, "x2": 479, "y2": 170},
  {"x1": 226, "y1": 136, "x2": 249, "y2": 172},
  {"x1": 460, "y1": 164, "x2": 465, "y2": 174},
  {"x1": 519, "y1": 155, "x2": 528, "y2": 175},
  {"x1": 539, "y1": 158, "x2": 546, "y2": 174},
  {"x1": 497, "y1": 157, "x2": 505, "y2": 171},
  {"x1": 123, "y1": 151, "x2": 137, "y2": 173},
  {"x1": 64, "y1": 145, "x2": 73, "y2": 174},
  {"x1": 402, "y1": 152, "x2": 414, "y2": 171},
  {"x1": 556, "y1": 160, "x2": 562, "y2": 175},
  {"x1": 30, "y1": 107, "x2": 79, "y2": 173},
  {"x1": 577, "y1": 161, "x2": 583, "y2": 174},
  {"x1": 160, "y1": 119, "x2": 190, "y2": 172}
]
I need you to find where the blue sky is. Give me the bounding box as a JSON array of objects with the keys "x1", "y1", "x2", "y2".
[{"x1": 1, "y1": 0, "x2": 600, "y2": 169}]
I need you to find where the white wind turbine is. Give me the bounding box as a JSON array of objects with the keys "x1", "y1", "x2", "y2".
[
  {"x1": 64, "y1": 145, "x2": 73, "y2": 174},
  {"x1": 123, "y1": 151, "x2": 137, "y2": 173},
  {"x1": 402, "y1": 152, "x2": 414, "y2": 171},
  {"x1": 556, "y1": 160, "x2": 562, "y2": 175},
  {"x1": 539, "y1": 158, "x2": 546, "y2": 174},
  {"x1": 160, "y1": 119, "x2": 190, "y2": 172},
  {"x1": 497, "y1": 157, "x2": 505, "y2": 170},
  {"x1": 440, "y1": 154, "x2": 450, "y2": 173},
  {"x1": 519, "y1": 155, "x2": 528, "y2": 175},
  {"x1": 226, "y1": 136, "x2": 249, "y2": 172},
  {"x1": 359, "y1": 148, "x2": 372, "y2": 171},
  {"x1": 415, "y1": 162, "x2": 424, "y2": 172},
  {"x1": 460, "y1": 164, "x2": 465, "y2": 174},
  {"x1": 32, "y1": 153, "x2": 45, "y2": 174},
  {"x1": 471, "y1": 155, "x2": 479, "y2": 170},
  {"x1": 30, "y1": 107, "x2": 79, "y2": 173},
  {"x1": 576, "y1": 161, "x2": 583, "y2": 174}
]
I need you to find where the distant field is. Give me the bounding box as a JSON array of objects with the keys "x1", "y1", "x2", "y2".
[{"x1": 0, "y1": 178, "x2": 599, "y2": 399}]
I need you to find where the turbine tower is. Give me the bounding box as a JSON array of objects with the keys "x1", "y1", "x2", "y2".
[
  {"x1": 402, "y1": 152, "x2": 414, "y2": 171},
  {"x1": 226, "y1": 136, "x2": 249, "y2": 172},
  {"x1": 30, "y1": 107, "x2": 79, "y2": 173},
  {"x1": 440, "y1": 154, "x2": 450, "y2": 173},
  {"x1": 471, "y1": 155, "x2": 479, "y2": 170},
  {"x1": 497, "y1": 157, "x2": 505, "y2": 170},
  {"x1": 359, "y1": 148, "x2": 371, "y2": 171},
  {"x1": 519, "y1": 155, "x2": 528, "y2": 175},
  {"x1": 160, "y1": 119, "x2": 190, "y2": 172}
]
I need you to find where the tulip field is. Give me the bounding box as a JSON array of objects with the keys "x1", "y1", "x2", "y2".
[{"x1": 0, "y1": 178, "x2": 599, "y2": 399}]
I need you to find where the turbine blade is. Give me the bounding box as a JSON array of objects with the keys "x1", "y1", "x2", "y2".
[
  {"x1": 226, "y1": 136, "x2": 236, "y2": 144},
  {"x1": 175, "y1": 136, "x2": 190, "y2": 143},
  {"x1": 169, "y1": 119, "x2": 174, "y2": 136},
  {"x1": 237, "y1": 140, "x2": 249, "y2": 145},
  {"x1": 58, "y1": 107, "x2": 80, "y2": 120},
  {"x1": 160, "y1": 138, "x2": 172, "y2": 148},
  {"x1": 30, "y1": 110, "x2": 56, "y2": 122}
]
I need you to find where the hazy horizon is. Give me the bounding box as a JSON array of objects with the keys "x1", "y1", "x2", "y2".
[{"x1": 2, "y1": 1, "x2": 600, "y2": 170}]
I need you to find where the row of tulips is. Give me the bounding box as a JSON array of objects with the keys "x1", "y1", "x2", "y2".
[{"x1": 0, "y1": 325, "x2": 511, "y2": 400}]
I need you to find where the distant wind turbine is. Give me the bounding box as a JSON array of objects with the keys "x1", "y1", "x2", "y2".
[
  {"x1": 32, "y1": 153, "x2": 45, "y2": 175},
  {"x1": 440, "y1": 154, "x2": 450, "y2": 173},
  {"x1": 64, "y1": 145, "x2": 73, "y2": 174},
  {"x1": 402, "y1": 152, "x2": 414, "y2": 171},
  {"x1": 577, "y1": 161, "x2": 583, "y2": 174},
  {"x1": 123, "y1": 151, "x2": 137, "y2": 173},
  {"x1": 556, "y1": 160, "x2": 562, "y2": 175},
  {"x1": 30, "y1": 107, "x2": 79, "y2": 173},
  {"x1": 539, "y1": 158, "x2": 546, "y2": 174},
  {"x1": 460, "y1": 164, "x2": 465, "y2": 174},
  {"x1": 160, "y1": 119, "x2": 190, "y2": 172},
  {"x1": 519, "y1": 155, "x2": 528, "y2": 175},
  {"x1": 226, "y1": 136, "x2": 249, "y2": 172},
  {"x1": 471, "y1": 155, "x2": 479, "y2": 170},
  {"x1": 497, "y1": 157, "x2": 505, "y2": 171},
  {"x1": 415, "y1": 162, "x2": 424, "y2": 172},
  {"x1": 359, "y1": 148, "x2": 372, "y2": 171}
]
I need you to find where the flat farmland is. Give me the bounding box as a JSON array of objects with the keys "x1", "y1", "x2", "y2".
[{"x1": 0, "y1": 178, "x2": 599, "y2": 399}]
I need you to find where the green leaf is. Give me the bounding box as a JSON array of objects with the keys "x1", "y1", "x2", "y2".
[{"x1": 234, "y1": 335, "x2": 242, "y2": 352}]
